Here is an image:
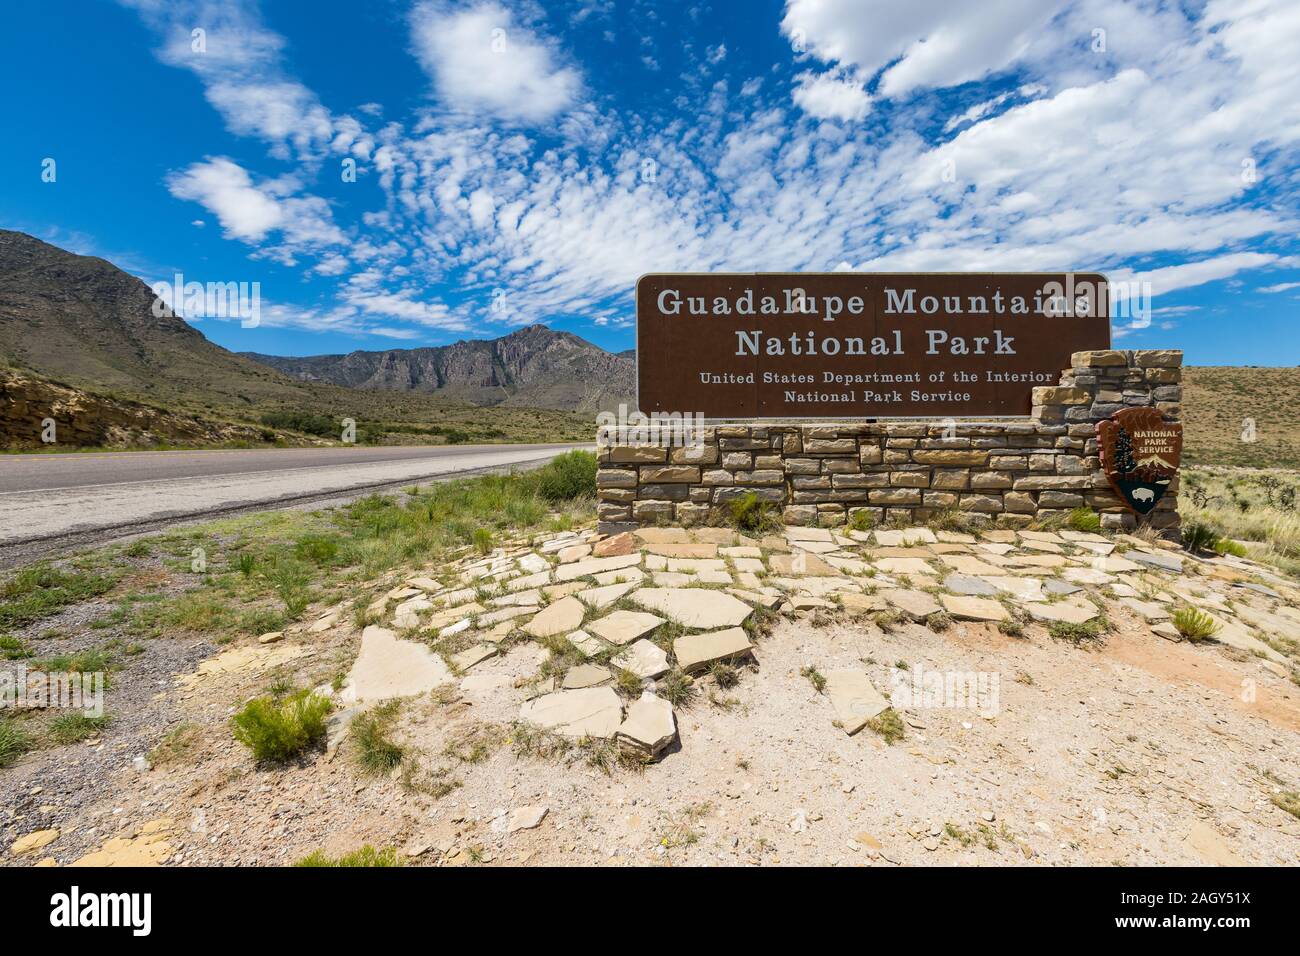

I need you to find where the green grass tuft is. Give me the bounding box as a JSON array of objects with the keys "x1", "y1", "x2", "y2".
[
  {"x1": 231, "y1": 690, "x2": 331, "y2": 763},
  {"x1": 1173, "y1": 606, "x2": 1221, "y2": 642}
]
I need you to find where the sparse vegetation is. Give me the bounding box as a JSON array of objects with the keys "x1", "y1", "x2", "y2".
[
  {"x1": 1172, "y1": 606, "x2": 1221, "y2": 642},
  {"x1": 865, "y1": 707, "x2": 905, "y2": 744},
  {"x1": 728, "y1": 492, "x2": 780, "y2": 533},
  {"x1": 1271, "y1": 791, "x2": 1300, "y2": 821},
  {"x1": 0, "y1": 717, "x2": 34, "y2": 768},
  {"x1": 295, "y1": 845, "x2": 402, "y2": 867},
  {"x1": 800, "y1": 665, "x2": 826, "y2": 693},
  {"x1": 351, "y1": 700, "x2": 404, "y2": 775},
  {"x1": 1047, "y1": 618, "x2": 1105, "y2": 644},
  {"x1": 0, "y1": 563, "x2": 116, "y2": 629},
  {"x1": 231, "y1": 690, "x2": 331, "y2": 763},
  {"x1": 532, "y1": 450, "x2": 597, "y2": 502},
  {"x1": 49, "y1": 712, "x2": 110, "y2": 744},
  {"x1": 1067, "y1": 507, "x2": 1102, "y2": 533},
  {"x1": 149, "y1": 722, "x2": 202, "y2": 766}
]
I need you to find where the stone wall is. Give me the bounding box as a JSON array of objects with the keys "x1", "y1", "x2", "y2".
[{"x1": 598, "y1": 349, "x2": 1182, "y2": 534}]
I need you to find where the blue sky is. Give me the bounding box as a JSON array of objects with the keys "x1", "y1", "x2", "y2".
[{"x1": 2, "y1": 0, "x2": 1299, "y2": 364}]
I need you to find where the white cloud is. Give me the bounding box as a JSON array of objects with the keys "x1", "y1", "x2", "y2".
[
  {"x1": 1260, "y1": 281, "x2": 1300, "y2": 293},
  {"x1": 410, "y1": 1, "x2": 580, "y2": 123},
  {"x1": 1122, "y1": 254, "x2": 1282, "y2": 296},
  {"x1": 791, "y1": 71, "x2": 871, "y2": 121},
  {"x1": 166, "y1": 158, "x2": 344, "y2": 256},
  {"x1": 781, "y1": 0, "x2": 1062, "y2": 97}
]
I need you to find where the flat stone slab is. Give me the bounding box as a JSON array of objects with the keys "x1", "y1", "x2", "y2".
[
  {"x1": 979, "y1": 576, "x2": 1045, "y2": 601},
  {"x1": 645, "y1": 542, "x2": 718, "y2": 558},
  {"x1": 1024, "y1": 602, "x2": 1098, "y2": 624},
  {"x1": 562, "y1": 663, "x2": 613, "y2": 689},
  {"x1": 874, "y1": 558, "x2": 935, "y2": 576},
  {"x1": 451, "y1": 643, "x2": 498, "y2": 672},
  {"x1": 673, "y1": 627, "x2": 753, "y2": 672},
  {"x1": 518, "y1": 686, "x2": 623, "y2": 738},
  {"x1": 1129, "y1": 550, "x2": 1184, "y2": 573},
  {"x1": 727, "y1": 587, "x2": 783, "y2": 609},
  {"x1": 1120, "y1": 598, "x2": 1170, "y2": 623},
  {"x1": 630, "y1": 588, "x2": 753, "y2": 629},
  {"x1": 634, "y1": 527, "x2": 692, "y2": 544},
  {"x1": 769, "y1": 552, "x2": 838, "y2": 576},
  {"x1": 593, "y1": 531, "x2": 637, "y2": 557},
  {"x1": 1044, "y1": 578, "x2": 1084, "y2": 596},
  {"x1": 874, "y1": 528, "x2": 937, "y2": 546},
  {"x1": 347, "y1": 626, "x2": 453, "y2": 703},
  {"x1": 943, "y1": 573, "x2": 999, "y2": 596},
  {"x1": 617, "y1": 692, "x2": 677, "y2": 758},
  {"x1": 785, "y1": 526, "x2": 833, "y2": 543},
  {"x1": 612, "y1": 639, "x2": 670, "y2": 679},
  {"x1": 576, "y1": 582, "x2": 637, "y2": 609},
  {"x1": 880, "y1": 589, "x2": 941, "y2": 620},
  {"x1": 523, "y1": 596, "x2": 586, "y2": 638},
  {"x1": 586, "y1": 609, "x2": 665, "y2": 645},
  {"x1": 554, "y1": 552, "x2": 642, "y2": 582},
  {"x1": 940, "y1": 555, "x2": 1006, "y2": 577},
  {"x1": 839, "y1": 592, "x2": 887, "y2": 614},
  {"x1": 565, "y1": 629, "x2": 607, "y2": 657},
  {"x1": 823, "y1": 669, "x2": 890, "y2": 735},
  {"x1": 1063, "y1": 567, "x2": 1115, "y2": 586},
  {"x1": 940, "y1": 594, "x2": 1009, "y2": 622}
]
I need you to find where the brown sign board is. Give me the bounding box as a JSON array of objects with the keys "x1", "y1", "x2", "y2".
[
  {"x1": 1098, "y1": 406, "x2": 1182, "y2": 515},
  {"x1": 636, "y1": 273, "x2": 1111, "y2": 419}
]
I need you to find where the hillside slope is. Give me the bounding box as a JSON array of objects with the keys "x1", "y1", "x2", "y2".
[
  {"x1": 1182, "y1": 366, "x2": 1300, "y2": 469},
  {"x1": 242, "y1": 324, "x2": 634, "y2": 411}
]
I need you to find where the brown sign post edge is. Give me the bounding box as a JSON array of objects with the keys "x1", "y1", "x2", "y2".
[{"x1": 636, "y1": 273, "x2": 1111, "y2": 420}]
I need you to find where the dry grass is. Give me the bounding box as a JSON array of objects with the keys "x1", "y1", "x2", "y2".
[
  {"x1": 1181, "y1": 467, "x2": 1300, "y2": 577},
  {"x1": 1182, "y1": 367, "x2": 1300, "y2": 469}
]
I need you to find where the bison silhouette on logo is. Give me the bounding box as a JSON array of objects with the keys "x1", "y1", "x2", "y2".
[{"x1": 1098, "y1": 408, "x2": 1182, "y2": 516}]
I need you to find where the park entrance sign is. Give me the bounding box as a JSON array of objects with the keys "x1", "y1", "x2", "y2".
[{"x1": 636, "y1": 273, "x2": 1111, "y2": 418}]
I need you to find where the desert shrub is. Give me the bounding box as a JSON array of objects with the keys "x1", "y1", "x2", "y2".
[
  {"x1": 728, "y1": 492, "x2": 780, "y2": 533},
  {"x1": 472, "y1": 528, "x2": 494, "y2": 555},
  {"x1": 49, "y1": 712, "x2": 111, "y2": 744},
  {"x1": 231, "y1": 690, "x2": 331, "y2": 762},
  {"x1": 0, "y1": 718, "x2": 33, "y2": 768},
  {"x1": 532, "y1": 450, "x2": 597, "y2": 501},
  {"x1": 1181, "y1": 522, "x2": 1219, "y2": 554},
  {"x1": 295, "y1": 845, "x2": 401, "y2": 867},
  {"x1": 1213, "y1": 538, "x2": 1248, "y2": 558},
  {"x1": 269, "y1": 561, "x2": 312, "y2": 618},
  {"x1": 351, "y1": 701, "x2": 404, "y2": 775},
  {"x1": 259, "y1": 410, "x2": 337, "y2": 437},
  {"x1": 294, "y1": 534, "x2": 340, "y2": 566},
  {"x1": 1067, "y1": 507, "x2": 1102, "y2": 533},
  {"x1": 1173, "y1": 606, "x2": 1221, "y2": 642},
  {"x1": 848, "y1": 509, "x2": 876, "y2": 532},
  {"x1": 865, "y1": 708, "x2": 906, "y2": 744},
  {"x1": 1047, "y1": 618, "x2": 1105, "y2": 643}
]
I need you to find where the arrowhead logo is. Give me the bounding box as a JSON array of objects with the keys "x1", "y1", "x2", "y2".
[{"x1": 1097, "y1": 407, "x2": 1183, "y2": 515}]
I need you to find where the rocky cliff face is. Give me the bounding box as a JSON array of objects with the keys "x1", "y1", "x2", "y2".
[{"x1": 243, "y1": 324, "x2": 635, "y2": 412}]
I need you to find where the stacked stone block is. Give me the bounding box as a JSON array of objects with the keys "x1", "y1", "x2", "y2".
[{"x1": 598, "y1": 349, "x2": 1181, "y2": 534}]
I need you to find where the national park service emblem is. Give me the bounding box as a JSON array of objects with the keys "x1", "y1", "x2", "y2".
[{"x1": 1098, "y1": 407, "x2": 1182, "y2": 515}]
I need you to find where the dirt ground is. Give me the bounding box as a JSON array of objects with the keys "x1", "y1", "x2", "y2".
[{"x1": 5, "y1": 541, "x2": 1298, "y2": 867}]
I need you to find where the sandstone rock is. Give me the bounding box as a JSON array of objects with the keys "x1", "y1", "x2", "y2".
[
  {"x1": 587, "y1": 609, "x2": 665, "y2": 645},
  {"x1": 523, "y1": 596, "x2": 586, "y2": 638},
  {"x1": 10, "y1": 829, "x2": 59, "y2": 856},
  {"x1": 880, "y1": 589, "x2": 941, "y2": 620},
  {"x1": 576, "y1": 582, "x2": 637, "y2": 609},
  {"x1": 942, "y1": 574, "x2": 998, "y2": 596},
  {"x1": 612, "y1": 639, "x2": 671, "y2": 679},
  {"x1": 673, "y1": 627, "x2": 754, "y2": 672},
  {"x1": 257, "y1": 631, "x2": 283, "y2": 645},
  {"x1": 630, "y1": 588, "x2": 753, "y2": 629},
  {"x1": 562, "y1": 663, "x2": 613, "y2": 689},
  {"x1": 518, "y1": 687, "x2": 623, "y2": 738},
  {"x1": 874, "y1": 558, "x2": 936, "y2": 576},
  {"x1": 557, "y1": 544, "x2": 592, "y2": 563},
  {"x1": 839, "y1": 592, "x2": 887, "y2": 614},
  {"x1": 1024, "y1": 602, "x2": 1098, "y2": 624},
  {"x1": 507, "y1": 806, "x2": 549, "y2": 833},
  {"x1": 593, "y1": 532, "x2": 637, "y2": 557},
  {"x1": 823, "y1": 670, "x2": 890, "y2": 734},
  {"x1": 940, "y1": 594, "x2": 1009, "y2": 622},
  {"x1": 346, "y1": 626, "x2": 453, "y2": 703},
  {"x1": 1183, "y1": 821, "x2": 1245, "y2": 866},
  {"x1": 769, "y1": 552, "x2": 838, "y2": 576},
  {"x1": 451, "y1": 643, "x2": 498, "y2": 673},
  {"x1": 565, "y1": 629, "x2": 607, "y2": 657},
  {"x1": 617, "y1": 692, "x2": 677, "y2": 759},
  {"x1": 554, "y1": 552, "x2": 642, "y2": 582}
]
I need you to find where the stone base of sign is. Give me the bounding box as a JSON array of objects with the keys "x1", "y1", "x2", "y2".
[{"x1": 598, "y1": 349, "x2": 1182, "y2": 534}]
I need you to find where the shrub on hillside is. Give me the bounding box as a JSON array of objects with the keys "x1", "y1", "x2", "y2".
[
  {"x1": 259, "y1": 410, "x2": 338, "y2": 437},
  {"x1": 231, "y1": 690, "x2": 331, "y2": 762},
  {"x1": 1173, "y1": 606, "x2": 1221, "y2": 642},
  {"x1": 532, "y1": 450, "x2": 597, "y2": 501},
  {"x1": 728, "y1": 492, "x2": 780, "y2": 533}
]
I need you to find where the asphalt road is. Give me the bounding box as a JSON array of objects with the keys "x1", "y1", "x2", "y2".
[{"x1": 0, "y1": 443, "x2": 586, "y2": 565}]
